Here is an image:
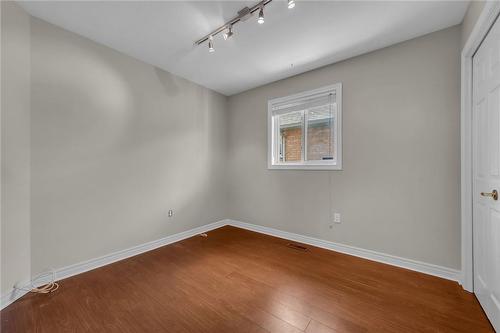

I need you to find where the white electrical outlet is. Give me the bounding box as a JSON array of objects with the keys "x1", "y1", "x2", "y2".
[{"x1": 334, "y1": 213, "x2": 341, "y2": 223}]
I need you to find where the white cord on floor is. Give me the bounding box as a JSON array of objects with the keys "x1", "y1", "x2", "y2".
[{"x1": 14, "y1": 269, "x2": 59, "y2": 294}]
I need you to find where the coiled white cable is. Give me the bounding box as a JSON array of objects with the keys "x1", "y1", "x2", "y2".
[{"x1": 14, "y1": 269, "x2": 59, "y2": 294}]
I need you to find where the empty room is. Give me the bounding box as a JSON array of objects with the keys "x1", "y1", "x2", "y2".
[{"x1": 1, "y1": 0, "x2": 500, "y2": 332}]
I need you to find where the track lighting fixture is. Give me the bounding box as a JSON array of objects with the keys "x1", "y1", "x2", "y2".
[
  {"x1": 257, "y1": 6, "x2": 265, "y2": 24},
  {"x1": 208, "y1": 36, "x2": 215, "y2": 52},
  {"x1": 223, "y1": 25, "x2": 233, "y2": 40},
  {"x1": 195, "y1": 0, "x2": 296, "y2": 52}
]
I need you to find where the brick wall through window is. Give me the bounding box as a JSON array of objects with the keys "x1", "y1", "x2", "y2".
[
  {"x1": 281, "y1": 127, "x2": 302, "y2": 161},
  {"x1": 281, "y1": 123, "x2": 333, "y2": 162},
  {"x1": 307, "y1": 124, "x2": 333, "y2": 161}
]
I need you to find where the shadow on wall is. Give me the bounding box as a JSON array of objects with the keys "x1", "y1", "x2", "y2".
[
  {"x1": 154, "y1": 67, "x2": 181, "y2": 96},
  {"x1": 30, "y1": 17, "x2": 226, "y2": 274}
]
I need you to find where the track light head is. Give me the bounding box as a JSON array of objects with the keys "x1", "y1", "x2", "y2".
[
  {"x1": 223, "y1": 25, "x2": 234, "y2": 40},
  {"x1": 257, "y1": 6, "x2": 264, "y2": 24},
  {"x1": 196, "y1": 0, "x2": 295, "y2": 51},
  {"x1": 208, "y1": 36, "x2": 215, "y2": 52}
]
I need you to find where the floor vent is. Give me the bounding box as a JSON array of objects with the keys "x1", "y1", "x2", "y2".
[{"x1": 287, "y1": 243, "x2": 308, "y2": 252}]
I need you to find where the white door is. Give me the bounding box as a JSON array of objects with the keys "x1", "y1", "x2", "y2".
[{"x1": 473, "y1": 13, "x2": 500, "y2": 332}]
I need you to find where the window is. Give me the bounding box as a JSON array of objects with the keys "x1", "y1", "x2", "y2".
[{"x1": 268, "y1": 83, "x2": 342, "y2": 170}]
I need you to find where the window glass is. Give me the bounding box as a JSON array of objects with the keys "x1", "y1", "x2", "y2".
[
  {"x1": 278, "y1": 111, "x2": 303, "y2": 162},
  {"x1": 306, "y1": 103, "x2": 336, "y2": 161}
]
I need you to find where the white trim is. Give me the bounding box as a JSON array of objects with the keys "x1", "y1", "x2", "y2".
[
  {"x1": 0, "y1": 279, "x2": 31, "y2": 311},
  {"x1": 267, "y1": 83, "x2": 343, "y2": 170},
  {"x1": 226, "y1": 219, "x2": 460, "y2": 282},
  {"x1": 1, "y1": 217, "x2": 462, "y2": 310},
  {"x1": 0, "y1": 220, "x2": 226, "y2": 310},
  {"x1": 460, "y1": 1, "x2": 500, "y2": 292}
]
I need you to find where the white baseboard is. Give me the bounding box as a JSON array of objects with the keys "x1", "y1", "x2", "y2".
[
  {"x1": 51, "y1": 220, "x2": 226, "y2": 283},
  {"x1": 1, "y1": 218, "x2": 462, "y2": 311},
  {"x1": 0, "y1": 220, "x2": 226, "y2": 310},
  {"x1": 226, "y1": 219, "x2": 461, "y2": 282},
  {"x1": 0, "y1": 279, "x2": 31, "y2": 311}
]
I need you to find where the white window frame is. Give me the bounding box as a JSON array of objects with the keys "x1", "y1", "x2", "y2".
[{"x1": 267, "y1": 83, "x2": 342, "y2": 170}]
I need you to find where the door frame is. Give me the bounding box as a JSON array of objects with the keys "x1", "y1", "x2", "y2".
[{"x1": 461, "y1": 1, "x2": 500, "y2": 292}]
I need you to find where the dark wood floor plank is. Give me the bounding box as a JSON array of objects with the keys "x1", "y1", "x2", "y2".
[
  {"x1": 138, "y1": 238, "x2": 309, "y2": 332},
  {"x1": 199, "y1": 228, "x2": 492, "y2": 332},
  {"x1": 225, "y1": 271, "x2": 367, "y2": 333},
  {"x1": 0, "y1": 226, "x2": 494, "y2": 332},
  {"x1": 305, "y1": 320, "x2": 338, "y2": 333}
]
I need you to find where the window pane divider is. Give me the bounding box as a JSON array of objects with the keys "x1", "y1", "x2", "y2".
[{"x1": 303, "y1": 110, "x2": 308, "y2": 162}]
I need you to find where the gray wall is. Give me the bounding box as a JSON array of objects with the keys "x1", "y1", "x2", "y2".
[
  {"x1": 30, "y1": 18, "x2": 228, "y2": 274},
  {"x1": 461, "y1": 1, "x2": 486, "y2": 48},
  {"x1": 1, "y1": 4, "x2": 465, "y2": 291},
  {"x1": 1, "y1": 2, "x2": 31, "y2": 295},
  {"x1": 227, "y1": 26, "x2": 461, "y2": 269}
]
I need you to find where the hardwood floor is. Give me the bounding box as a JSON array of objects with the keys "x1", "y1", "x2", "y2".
[{"x1": 0, "y1": 226, "x2": 494, "y2": 332}]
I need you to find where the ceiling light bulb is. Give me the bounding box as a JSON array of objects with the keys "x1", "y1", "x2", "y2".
[
  {"x1": 208, "y1": 36, "x2": 215, "y2": 52},
  {"x1": 287, "y1": 0, "x2": 295, "y2": 9},
  {"x1": 257, "y1": 7, "x2": 264, "y2": 24},
  {"x1": 223, "y1": 25, "x2": 233, "y2": 40}
]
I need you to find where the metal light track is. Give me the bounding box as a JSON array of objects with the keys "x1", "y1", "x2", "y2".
[{"x1": 194, "y1": 0, "x2": 273, "y2": 46}]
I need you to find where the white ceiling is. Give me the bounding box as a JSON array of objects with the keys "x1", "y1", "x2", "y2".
[{"x1": 19, "y1": 1, "x2": 469, "y2": 96}]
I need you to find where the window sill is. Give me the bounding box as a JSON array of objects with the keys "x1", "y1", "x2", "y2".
[{"x1": 268, "y1": 163, "x2": 342, "y2": 171}]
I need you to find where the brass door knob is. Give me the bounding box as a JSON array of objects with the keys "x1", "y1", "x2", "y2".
[{"x1": 481, "y1": 189, "x2": 498, "y2": 200}]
